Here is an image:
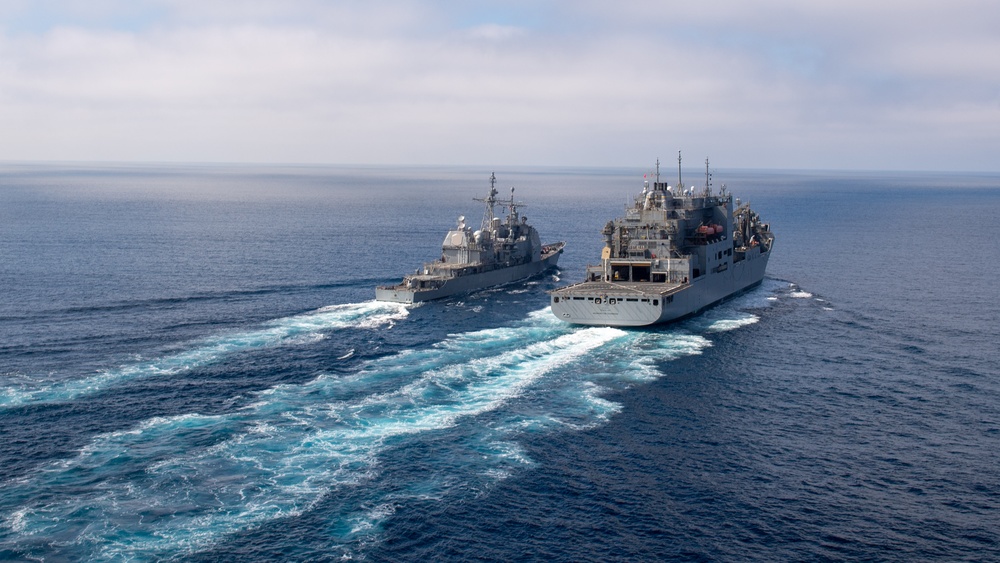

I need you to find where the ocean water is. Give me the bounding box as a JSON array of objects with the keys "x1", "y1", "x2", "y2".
[{"x1": 1, "y1": 163, "x2": 998, "y2": 561}]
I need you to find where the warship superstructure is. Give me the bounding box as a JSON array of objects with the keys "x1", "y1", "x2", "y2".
[
  {"x1": 376, "y1": 173, "x2": 565, "y2": 304},
  {"x1": 550, "y1": 154, "x2": 773, "y2": 326}
]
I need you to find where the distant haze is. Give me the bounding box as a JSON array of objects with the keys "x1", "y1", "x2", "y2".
[{"x1": 1, "y1": 1, "x2": 997, "y2": 171}]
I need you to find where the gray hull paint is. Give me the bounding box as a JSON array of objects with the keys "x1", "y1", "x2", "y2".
[
  {"x1": 549, "y1": 155, "x2": 774, "y2": 328},
  {"x1": 376, "y1": 249, "x2": 562, "y2": 304},
  {"x1": 375, "y1": 173, "x2": 564, "y2": 305},
  {"x1": 550, "y1": 247, "x2": 768, "y2": 326}
]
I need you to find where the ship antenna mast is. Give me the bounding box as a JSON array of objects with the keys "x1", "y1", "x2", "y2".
[
  {"x1": 705, "y1": 157, "x2": 712, "y2": 194},
  {"x1": 677, "y1": 150, "x2": 683, "y2": 191},
  {"x1": 478, "y1": 172, "x2": 500, "y2": 232},
  {"x1": 655, "y1": 158, "x2": 660, "y2": 185}
]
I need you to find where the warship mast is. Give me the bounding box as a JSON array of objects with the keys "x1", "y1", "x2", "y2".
[{"x1": 478, "y1": 172, "x2": 500, "y2": 233}]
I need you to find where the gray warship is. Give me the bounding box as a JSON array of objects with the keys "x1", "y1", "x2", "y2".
[
  {"x1": 550, "y1": 154, "x2": 774, "y2": 326},
  {"x1": 376, "y1": 173, "x2": 565, "y2": 304}
]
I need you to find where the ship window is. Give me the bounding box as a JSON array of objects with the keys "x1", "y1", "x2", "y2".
[
  {"x1": 626, "y1": 298, "x2": 638, "y2": 302},
  {"x1": 640, "y1": 299, "x2": 648, "y2": 303},
  {"x1": 573, "y1": 297, "x2": 584, "y2": 300},
  {"x1": 652, "y1": 273, "x2": 666, "y2": 283},
  {"x1": 553, "y1": 297, "x2": 559, "y2": 303},
  {"x1": 653, "y1": 299, "x2": 659, "y2": 306}
]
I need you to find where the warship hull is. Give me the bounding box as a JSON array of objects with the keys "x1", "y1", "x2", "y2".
[
  {"x1": 550, "y1": 245, "x2": 768, "y2": 326},
  {"x1": 376, "y1": 173, "x2": 565, "y2": 305},
  {"x1": 377, "y1": 244, "x2": 564, "y2": 304}
]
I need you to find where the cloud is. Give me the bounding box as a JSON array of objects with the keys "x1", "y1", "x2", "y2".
[
  {"x1": 0, "y1": 0, "x2": 997, "y2": 170},
  {"x1": 464, "y1": 24, "x2": 526, "y2": 41}
]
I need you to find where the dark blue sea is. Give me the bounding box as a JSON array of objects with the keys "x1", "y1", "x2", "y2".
[{"x1": 1, "y1": 163, "x2": 998, "y2": 562}]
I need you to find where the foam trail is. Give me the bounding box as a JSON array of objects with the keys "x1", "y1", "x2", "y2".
[
  {"x1": 0, "y1": 304, "x2": 766, "y2": 560},
  {"x1": 704, "y1": 314, "x2": 760, "y2": 333},
  {"x1": 0, "y1": 301, "x2": 408, "y2": 409},
  {"x1": 0, "y1": 311, "x2": 625, "y2": 560},
  {"x1": 787, "y1": 282, "x2": 814, "y2": 299}
]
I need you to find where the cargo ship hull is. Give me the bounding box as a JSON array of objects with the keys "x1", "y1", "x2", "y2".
[
  {"x1": 550, "y1": 155, "x2": 774, "y2": 327},
  {"x1": 550, "y1": 244, "x2": 768, "y2": 326}
]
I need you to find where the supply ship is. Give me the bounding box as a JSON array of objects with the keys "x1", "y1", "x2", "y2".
[
  {"x1": 376, "y1": 173, "x2": 565, "y2": 304},
  {"x1": 550, "y1": 155, "x2": 773, "y2": 326}
]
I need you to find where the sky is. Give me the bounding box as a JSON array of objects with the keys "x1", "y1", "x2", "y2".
[{"x1": 0, "y1": 0, "x2": 998, "y2": 171}]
